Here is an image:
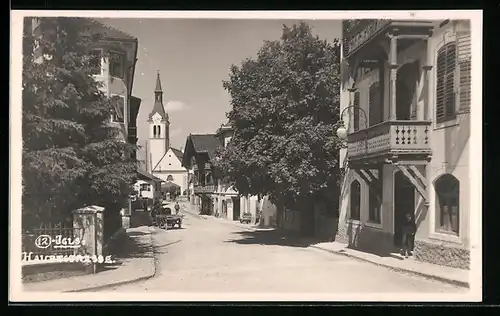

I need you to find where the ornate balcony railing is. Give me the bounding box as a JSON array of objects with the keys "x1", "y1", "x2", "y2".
[
  {"x1": 193, "y1": 184, "x2": 216, "y2": 194},
  {"x1": 347, "y1": 120, "x2": 431, "y2": 161}
]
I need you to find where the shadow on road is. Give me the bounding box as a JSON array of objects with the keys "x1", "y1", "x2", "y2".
[
  {"x1": 225, "y1": 229, "x2": 327, "y2": 248},
  {"x1": 111, "y1": 234, "x2": 153, "y2": 259}
]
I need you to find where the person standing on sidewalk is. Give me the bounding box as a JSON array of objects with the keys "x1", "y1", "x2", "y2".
[
  {"x1": 400, "y1": 212, "x2": 416, "y2": 258},
  {"x1": 174, "y1": 202, "x2": 180, "y2": 215}
]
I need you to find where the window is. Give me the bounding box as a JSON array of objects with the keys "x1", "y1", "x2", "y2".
[
  {"x1": 369, "y1": 82, "x2": 383, "y2": 126},
  {"x1": 353, "y1": 91, "x2": 360, "y2": 132},
  {"x1": 157, "y1": 125, "x2": 161, "y2": 137},
  {"x1": 110, "y1": 95, "x2": 125, "y2": 123},
  {"x1": 368, "y1": 168, "x2": 382, "y2": 223},
  {"x1": 153, "y1": 126, "x2": 157, "y2": 137},
  {"x1": 350, "y1": 180, "x2": 361, "y2": 220},
  {"x1": 90, "y1": 49, "x2": 103, "y2": 75},
  {"x1": 436, "y1": 42, "x2": 456, "y2": 123},
  {"x1": 435, "y1": 174, "x2": 460, "y2": 235},
  {"x1": 140, "y1": 183, "x2": 150, "y2": 191},
  {"x1": 167, "y1": 175, "x2": 174, "y2": 181},
  {"x1": 109, "y1": 51, "x2": 125, "y2": 79}
]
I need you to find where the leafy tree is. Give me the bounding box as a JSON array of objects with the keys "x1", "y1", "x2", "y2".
[
  {"x1": 22, "y1": 17, "x2": 137, "y2": 229},
  {"x1": 213, "y1": 22, "x2": 343, "y2": 233}
]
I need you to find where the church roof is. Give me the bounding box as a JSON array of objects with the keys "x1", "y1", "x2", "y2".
[
  {"x1": 148, "y1": 71, "x2": 168, "y2": 121},
  {"x1": 170, "y1": 148, "x2": 184, "y2": 162},
  {"x1": 151, "y1": 147, "x2": 185, "y2": 172}
]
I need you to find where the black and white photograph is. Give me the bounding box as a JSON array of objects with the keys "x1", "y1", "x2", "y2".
[{"x1": 9, "y1": 10, "x2": 482, "y2": 302}]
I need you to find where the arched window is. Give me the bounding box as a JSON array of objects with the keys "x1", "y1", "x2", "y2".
[
  {"x1": 153, "y1": 125, "x2": 157, "y2": 137},
  {"x1": 436, "y1": 42, "x2": 457, "y2": 123},
  {"x1": 167, "y1": 175, "x2": 173, "y2": 181},
  {"x1": 350, "y1": 180, "x2": 361, "y2": 220},
  {"x1": 435, "y1": 174, "x2": 460, "y2": 234},
  {"x1": 157, "y1": 125, "x2": 161, "y2": 137}
]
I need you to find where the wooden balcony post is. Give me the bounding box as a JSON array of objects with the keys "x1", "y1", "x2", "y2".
[
  {"x1": 422, "y1": 65, "x2": 433, "y2": 121},
  {"x1": 388, "y1": 31, "x2": 399, "y2": 120}
]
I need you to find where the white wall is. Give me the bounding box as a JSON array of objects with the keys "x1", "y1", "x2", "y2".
[
  {"x1": 134, "y1": 180, "x2": 154, "y2": 199},
  {"x1": 424, "y1": 20, "x2": 471, "y2": 248}
]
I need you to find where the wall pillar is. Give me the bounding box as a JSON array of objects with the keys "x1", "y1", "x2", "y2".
[
  {"x1": 227, "y1": 198, "x2": 234, "y2": 221},
  {"x1": 72, "y1": 205, "x2": 104, "y2": 274},
  {"x1": 388, "y1": 32, "x2": 399, "y2": 120}
]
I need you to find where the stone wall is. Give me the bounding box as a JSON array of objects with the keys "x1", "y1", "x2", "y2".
[{"x1": 414, "y1": 240, "x2": 470, "y2": 270}]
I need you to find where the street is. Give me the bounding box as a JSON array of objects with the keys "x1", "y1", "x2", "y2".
[{"x1": 101, "y1": 203, "x2": 466, "y2": 293}]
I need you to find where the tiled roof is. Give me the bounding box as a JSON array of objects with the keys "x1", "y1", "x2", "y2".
[
  {"x1": 137, "y1": 168, "x2": 162, "y2": 182},
  {"x1": 151, "y1": 147, "x2": 184, "y2": 172},
  {"x1": 190, "y1": 134, "x2": 222, "y2": 159},
  {"x1": 170, "y1": 148, "x2": 184, "y2": 161},
  {"x1": 88, "y1": 18, "x2": 137, "y2": 41}
]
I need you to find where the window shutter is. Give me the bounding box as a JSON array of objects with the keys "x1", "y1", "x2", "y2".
[
  {"x1": 353, "y1": 92, "x2": 360, "y2": 131},
  {"x1": 456, "y1": 31, "x2": 471, "y2": 113},
  {"x1": 111, "y1": 95, "x2": 124, "y2": 123},
  {"x1": 436, "y1": 42, "x2": 457, "y2": 123}
]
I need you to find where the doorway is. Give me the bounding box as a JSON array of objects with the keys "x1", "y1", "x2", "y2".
[
  {"x1": 222, "y1": 200, "x2": 227, "y2": 218},
  {"x1": 232, "y1": 197, "x2": 241, "y2": 221},
  {"x1": 393, "y1": 171, "x2": 416, "y2": 247},
  {"x1": 396, "y1": 61, "x2": 419, "y2": 120}
]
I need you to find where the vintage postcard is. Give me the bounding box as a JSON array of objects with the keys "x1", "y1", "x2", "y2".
[{"x1": 9, "y1": 10, "x2": 482, "y2": 302}]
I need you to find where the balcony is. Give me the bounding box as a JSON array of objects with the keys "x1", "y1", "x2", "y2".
[
  {"x1": 347, "y1": 120, "x2": 432, "y2": 165},
  {"x1": 193, "y1": 184, "x2": 216, "y2": 195},
  {"x1": 343, "y1": 19, "x2": 434, "y2": 59}
]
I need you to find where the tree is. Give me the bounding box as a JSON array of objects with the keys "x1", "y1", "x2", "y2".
[
  {"x1": 213, "y1": 22, "x2": 343, "y2": 233},
  {"x1": 22, "y1": 17, "x2": 137, "y2": 229}
]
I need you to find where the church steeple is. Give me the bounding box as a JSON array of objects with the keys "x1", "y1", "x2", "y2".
[
  {"x1": 148, "y1": 70, "x2": 168, "y2": 121},
  {"x1": 154, "y1": 70, "x2": 163, "y2": 103}
]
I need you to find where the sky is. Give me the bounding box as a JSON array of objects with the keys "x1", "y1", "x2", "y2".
[{"x1": 97, "y1": 18, "x2": 341, "y2": 159}]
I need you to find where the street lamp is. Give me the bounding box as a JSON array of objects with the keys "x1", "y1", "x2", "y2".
[{"x1": 336, "y1": 88, "x2": 368, "y2": 142}]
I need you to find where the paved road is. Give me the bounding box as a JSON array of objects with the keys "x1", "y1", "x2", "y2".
[{"x1": 100, "y1": 202, "x2": 465, "y2": 293}]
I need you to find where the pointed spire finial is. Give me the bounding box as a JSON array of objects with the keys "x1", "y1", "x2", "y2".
[{"x1": 155, "y1": 70, "x2": 162, "y2": 93}]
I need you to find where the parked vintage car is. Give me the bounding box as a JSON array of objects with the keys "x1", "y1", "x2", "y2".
[{"x1": 239, "y1": 212, "x2": 252, "y2": 224}]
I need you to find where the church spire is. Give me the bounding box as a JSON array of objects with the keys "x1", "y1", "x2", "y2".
[
  {"x1": 154, "y1": 70, "x2": 163, "y2": 104},
  {"x1": 155, "y1": 70, "x2": 162, "y2": 93},
  {"x1": 148, "y1": 70, "x2": 168, "y2": 121}
]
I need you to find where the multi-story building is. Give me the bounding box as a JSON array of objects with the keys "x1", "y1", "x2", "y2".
[
  {"x1": 213, "y1": 124, "x2": 241, "y2": 221},
  {"x1": 29, "y1": 18, "x2": 142, "y2": 228},
  {"x1": 336, "y1": 19, "x2": 471, "y2": 269},
  {"x1": 182, "y1": 134, "x2": 221, "y2": 215}
]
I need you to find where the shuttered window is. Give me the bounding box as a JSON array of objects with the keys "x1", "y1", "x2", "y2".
[
  {"x1": 353, "y1": 92, "x2": 360, "y2": 131},
  {"x1": 457, "y1": 31, "x2": 471, "y2": 113},
  {"x1": 436, "y1": 31, "x2": 471, "y2": 123},
  {"x1": 369, "y1": 82, "x2": 383, "y2": 126},
  {"x1": 436, "y1": 42, "x2": 457, "y2": 123},
  {"x1": 110, "y1": 95, "x2": 125, "y2": 123}
]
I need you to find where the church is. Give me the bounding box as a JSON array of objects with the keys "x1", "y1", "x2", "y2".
[{"x1": 146, "y1": 71, "x2": 188, "y2": 196}]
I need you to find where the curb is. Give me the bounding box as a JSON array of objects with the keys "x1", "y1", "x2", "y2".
[
  {"x1": 310, "y1": 245, "x2": 469, "y2": 289},
  {"x1": 66, "y1": 226, "x2": 157, "y2": 292}
]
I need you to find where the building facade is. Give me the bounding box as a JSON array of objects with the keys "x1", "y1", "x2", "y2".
[
  {"x1": 213, "y1": 124, "x2": 241, "y2": 221},
  {"x1": 337, "y1": 19, "x2": 471, "y2": 269},
  {"x1": 182, "y1": 134, "x2": 221, "y2": 215},
  {"x1": 146, "y1": 71, "x2": 189, "y2": 194}
]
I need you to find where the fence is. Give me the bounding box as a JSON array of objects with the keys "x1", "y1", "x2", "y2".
[{"x1": 22, "y1": 224, "x2": 84, "y2": 258}]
